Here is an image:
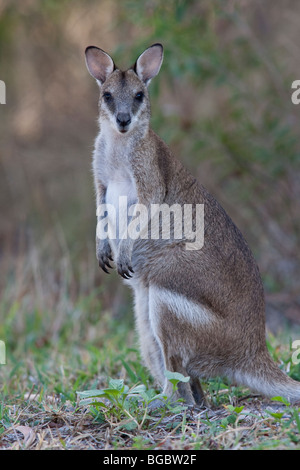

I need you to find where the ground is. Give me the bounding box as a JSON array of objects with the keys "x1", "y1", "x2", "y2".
[{"x1": 1, "y1": 311, "x2": 300, "y2": 450}]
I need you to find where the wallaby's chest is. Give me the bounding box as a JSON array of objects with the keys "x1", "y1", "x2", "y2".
[
  {"x1": 105, "y1": 172, "x2": 137, "y2": 208},
  {"x1": 95, "y1": 131, "x2": 138, "y2": 202},
  {"x1": 94, "y1": 132, "x2": 138, "y2": 245}
]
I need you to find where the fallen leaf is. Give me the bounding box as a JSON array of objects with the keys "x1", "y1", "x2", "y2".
[{"x1": 15, "y1": 425, "x2": 36, "y2": 448}]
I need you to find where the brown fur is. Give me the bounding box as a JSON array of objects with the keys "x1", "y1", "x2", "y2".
[{"x1": 85, "y1": 44, "x2": 300, "y2": 406}]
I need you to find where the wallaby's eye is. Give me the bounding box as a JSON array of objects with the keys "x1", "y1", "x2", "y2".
[
  {"x1": 103, "y1": 92, "x2": 112, "y2": 102},
  {"x1": 135, "y1": 91, "x2": 144, "y2": 101}
]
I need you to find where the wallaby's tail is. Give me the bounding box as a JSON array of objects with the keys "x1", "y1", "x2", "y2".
[{"x1": 232, "y1": 352, "x2": 300, "y2": 404}]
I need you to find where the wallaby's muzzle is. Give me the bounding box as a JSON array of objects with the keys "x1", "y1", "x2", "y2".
[{"x1": 116, "y1": 112, "x2": 131, "y2": 133}]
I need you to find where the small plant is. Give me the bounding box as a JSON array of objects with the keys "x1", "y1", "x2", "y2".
[
  {"x1": 219, "y1": 404, "x2": 245, "y2": 429},
  {"x1": 77, "y1": 370, "x2": 192, "y2": 430},
  {"x1": 77, "y1": 377, "x2": 165, "y2": 431},
  {"x1": 78, "y1": 378, "x2": 145, "y2": 418},
  {"x1": 264, "y1": 396, "x2": 300, "y2": 437},
  {"x1": 164, "y1": 370, "x2": 190, "y2": 392},
  {"x1": 163, "y1": 370, "x2": 191, "y2": 413}
]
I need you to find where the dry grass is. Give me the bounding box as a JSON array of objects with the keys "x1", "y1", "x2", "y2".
[
  {"x1": 1, "y1": 246, "x2": 300, "y2": 451},
  {"x1": 1, "y1": 0, "x2": 300, "y2": 451},
  {"x1": 1, "y1": 390, "x2": 300, "y2": 450}
]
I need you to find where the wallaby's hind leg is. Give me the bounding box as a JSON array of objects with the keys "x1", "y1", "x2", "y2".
[
  {"x1": 148, "y1": 286, "x2": 200, "y2": 406},
  {"x1": 165, "y1": 355, "x2": 196, "y2": 405},
  {"x1": 133, "y1": 283, "x2": 165, "y2": 387},
  {"x1": 190, "y1": 377, "x2": 206, "y2": 406},
  {"x1": 148, "y1": 285, "x2": 208, "y2": 407},
  {"x1": 163, "y1": 358, "x2": 207, "y2": 407}
]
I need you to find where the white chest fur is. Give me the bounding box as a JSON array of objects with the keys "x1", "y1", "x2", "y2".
[
  {"x1": 105, "y1": 175, "x2": 137, "y2": 247},
  {"x1": 95, "y1": 125, "x2": 138, "y2": 246}
]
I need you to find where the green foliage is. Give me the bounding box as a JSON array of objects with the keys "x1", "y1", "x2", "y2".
[
  {"x1": 78, "y1": 378, "x2": 148, "y2": 425},
  {"x1": 164, "y1": 370, "x2": 190, "y2": 392},
  {"x1": 265, "y1": 396, "x2": 300, "y2": 437},
  {"x1": 77, "y1": 370, "x2": 191, "y2": 430},
  {"x1": 1, "y1": 0, "x2": 300, "y2": 450}
]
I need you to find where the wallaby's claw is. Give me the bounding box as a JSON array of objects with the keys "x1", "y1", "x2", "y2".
[
  {"x1": 99, "y1": 260, "x2": 110, "y2": 274},
  {"x1": 121, "y1": 272, "x2": 131, "y2": 279},
  {"x1": 119, "y1": 269, "x2": 132, "y2": 279},
  {"x1": 117, "y1": 263, "x2": 134, "y2": 279},
  {"x1": 98, "y1": 255, "x2": 113, "y2": 274},
  {"x1": 96, "y1": 239, "x2": 113, "y2": 274}
]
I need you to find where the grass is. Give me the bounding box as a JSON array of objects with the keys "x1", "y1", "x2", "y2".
[
  {"x1": 0, "y1": 238, "x2": 300, "y2": 451},
  {"x1": 1, "y1": 258, "x2": 300, "y2": 451},
  {"x1": 1, "y1": 0, "x2": 300, "y2": 451}
]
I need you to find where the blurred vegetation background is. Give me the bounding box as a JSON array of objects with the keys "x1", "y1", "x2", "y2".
[{"x1": 1, "y1": 0, "x2": 300, "y2": 351}]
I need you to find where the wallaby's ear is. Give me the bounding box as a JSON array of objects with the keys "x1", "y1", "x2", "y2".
[
  {"x1": 85, "y1": 46, "x2": 115, "y2": 85},
  {"x1": 134, "y1": 43, "x2": 163, "y2": 85}
]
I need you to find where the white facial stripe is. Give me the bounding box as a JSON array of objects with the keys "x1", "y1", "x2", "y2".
[{"x1": 149, "y1": 286, "x2": 215, "y2": 326}]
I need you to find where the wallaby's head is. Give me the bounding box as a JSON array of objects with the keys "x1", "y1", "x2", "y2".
[{"x1": 85, "y1": 44, "x2": 163, "y2": 135}]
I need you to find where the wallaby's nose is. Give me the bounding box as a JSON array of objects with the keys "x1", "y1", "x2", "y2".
[{"x1": 116, "y1": 113, "x2": 131, "y2": 131}]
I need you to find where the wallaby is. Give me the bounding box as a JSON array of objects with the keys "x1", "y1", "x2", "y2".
[{"x1": 85, "y1": 43, "x2": 300, "y2": 406}]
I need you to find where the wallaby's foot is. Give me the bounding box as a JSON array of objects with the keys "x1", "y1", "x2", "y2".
[
  {"x1": 146, "y1": 396, "x2": 191, "y2": 412},
  {"x1": 116, "y1": 241, "x2": 134, "y2": 279},
  {"x1": 147, "y1": 397, "x2": 167, "y2": 411},
  {"x1": 96, "y1": 239, "x2": 113, "y2": 274},
  {"x1": 146, "y1": 395, "x2": 207, "y2": 413},
  {"x1": 190, "y1": 377, "x2": 208, "y2": 408}
]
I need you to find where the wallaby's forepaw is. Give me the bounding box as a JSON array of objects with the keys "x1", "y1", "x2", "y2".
[
  {"x1": 116, "y1": 258, "x2": 134, "y2": 279},
  {"x1": 116, "y1": 245, "x2": 134, "y2": 279},
  {"x1": 96, "y1": 239, "x2": 113, "y2": 274}
]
